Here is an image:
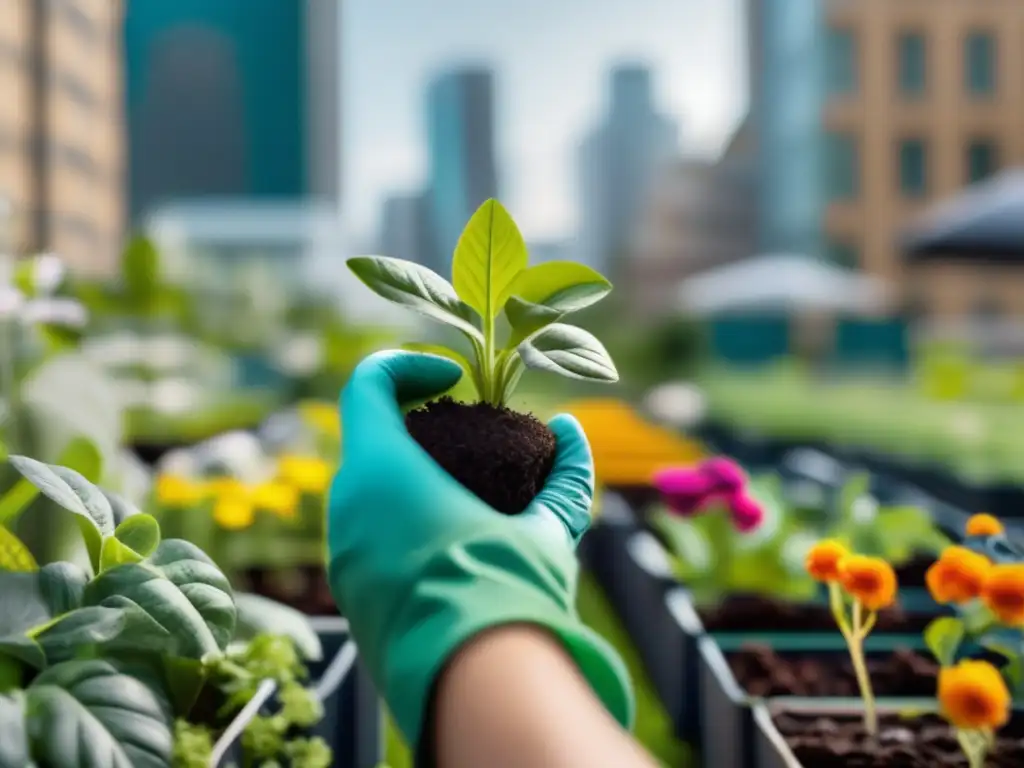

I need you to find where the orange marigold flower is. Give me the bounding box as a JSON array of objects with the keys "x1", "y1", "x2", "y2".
[
  {"x1": 938, "y1": 660, "x2": 1011, "y2": 730},
  {"x1": 966, "y1": 513, "x2": 1004, "y2": 538},
  {"x1": 925, "y1": 546, "x2": 991, "y2": 605},
  {"x1": 981, "y1": 564, "x2": 1024, "y2": 626},
  {"x1": 805, "y1": 539, "x2": 848, "y2": 582},
  {"x1": 837, "y1": 555, "x2": 898, "y2": 611}
]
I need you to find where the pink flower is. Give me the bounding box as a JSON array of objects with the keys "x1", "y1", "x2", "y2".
[
  {"x1": 729, "y1": 492, "x2": 764, "y2": 533},
  {"x1": 701, "y1": 457, "x2": 746, "y2": 494},
  {"x1": 653, "y1": 466, "x2": 717, "y2": 517}
]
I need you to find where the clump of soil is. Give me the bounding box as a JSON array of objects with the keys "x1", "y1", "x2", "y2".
[
  {"x1": 730, "y1": 644, "x2": 938, "y2": 698},
  {"x1": 774, "y1": 711, "x2": 1024, "y2": 767},
  {"x1": 894, "y1": 553, "x2": 937, "y2": 588},
  {"x1": 405, "y1": 397, "x2": 557, "y2": 515},
  {"x1": 699, "y1": 594, "x2": 934, "y2": 633}
]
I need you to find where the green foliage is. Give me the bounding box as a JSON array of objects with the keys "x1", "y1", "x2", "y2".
[
  {"x1": 348, "y1": 199, "x2": 618, "y2": 406},
  {"x1": 0, "y1": 453, "x2": 330, "y2": 768},
  {"x1": 120, "y1": 234, "x2": 161, "y2": 316},
  {"x1": 924, "y1": 617, "x2": 965, "y2": 667}
]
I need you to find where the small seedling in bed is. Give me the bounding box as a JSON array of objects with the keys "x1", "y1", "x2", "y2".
[
  {"x1": 805, "y1": 540, "x2": 898, "y2": 737},
  {"x1": 347, "y1": 198, "x2": 618, "y2": 514}
]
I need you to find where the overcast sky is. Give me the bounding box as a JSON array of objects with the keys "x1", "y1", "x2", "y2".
[{"x1": 343, "y1": 0, "x2": 747, "y2": 244}]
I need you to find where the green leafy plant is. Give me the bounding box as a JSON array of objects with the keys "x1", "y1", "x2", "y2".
[
  {"x1": 347, "y1": 198, "x2": 618, "y2": 405},
  {"x1": 0, "y1": 452, "x2": 332, "y2": 768}
]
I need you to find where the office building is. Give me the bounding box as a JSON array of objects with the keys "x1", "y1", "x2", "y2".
[
  {"x1": 124, "y1": 0, "x2": 342, "y2": 220},
  {"x1": 749, "y1": 0, "x2": 1024, "y2": 317},
  {"x1": 423, "y1": 66, "x2": 498, "y2": 277},
  {"x1": 0, "y1": 0, "x2": 126, "y2": 274},
  {"x1": 378, "y1": 192, "x2": 429, "y2": 266},
  {"x1": 576, "y1": 64, "x2": 679, "y2": 277}
]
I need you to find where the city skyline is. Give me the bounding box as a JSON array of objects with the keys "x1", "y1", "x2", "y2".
[{"x1": 344, "y1": 0, "x2": 746, "y2": 244}]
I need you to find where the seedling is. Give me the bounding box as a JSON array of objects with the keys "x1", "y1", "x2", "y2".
[{"x1": 347, "y1": 198, "x2": 618, "y2": 405}]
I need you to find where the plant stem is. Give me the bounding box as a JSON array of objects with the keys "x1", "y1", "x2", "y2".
[
  {"x1": 705, "y1": 507, "x2": 734, "y2": 592},
  {"x1": 956, "y1": 729, "x2": 988, "y2": 768},
  {"x1": 483, "y1": 313, "x2": 497, "y2": 404},
  {"x1": 849, "y1": 600, "x2": 878, "y2": 738},
  {"x1": 0, "y1": 316, "x2": 19, "y2": 452}
]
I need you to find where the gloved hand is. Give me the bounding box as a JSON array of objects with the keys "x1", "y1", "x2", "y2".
[{"x1": 327, "y1": 350, "x2": 634, "y2": 753}]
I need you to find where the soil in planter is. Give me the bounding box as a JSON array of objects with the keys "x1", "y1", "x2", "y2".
[
  {"x1": 730, "y1": 644, "x2": 938, "y2": 698},
  {"x1": 244, "y1": 566, "x2": 339, "y2": 616},
  {"x1": 699, "y1": 594, "x2": 934, "y2": 633},
  {"x1": 894, "y1": 553, "x2": 937, "y2": 589},
  {"x1": 775, "y1": 711, "x2": 1024, "y2": 767},
  {"x1": 405, "y1": 397, "x2": 556, "y2": 515}
]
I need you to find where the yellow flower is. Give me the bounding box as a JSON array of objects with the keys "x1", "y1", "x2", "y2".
[
  {"x1": 805, "y1": 539, "x2": 848, "y2": 583},
  {"x1": 204, "y1": 477, "x2": 246, "y2": 498},
  {"x1": 252, "y1": 481, "x2": 299, "y2": 519},
  {"x1": 299, "y1": 401, "x2": 341, "y2": 438},
  {"x1": 938, "y1": 660, "x2": 1010, "y2": 730},
  {"x1": 837, "y1": 555, "x2": 898, "y2": 611},
  {"x1": 210, "y1": 478, "x2": 254, "y2": 530},
  {"x1": 966, "y1": 513, "x2": 1004, "y2": 538},
  {"x1": 277, "y1": 455, "x2": 331, "y2": 494},
  {"x1": 981, "y1": 564, "x2": 1024, "y2": 626},
  {"x1": 925, "y1": 546, "x2": 991, "y2": 605},
  {"x1": 154, "y1": 474, "x2": 205, "y2": 507}
]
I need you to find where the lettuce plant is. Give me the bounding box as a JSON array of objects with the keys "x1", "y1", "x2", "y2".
[
  {"x1": 348, "y1": 199, "x2": 618, "y2": 405},
  {"x1": 0, "y1": 453, "x2": 330, "y2": 768}
]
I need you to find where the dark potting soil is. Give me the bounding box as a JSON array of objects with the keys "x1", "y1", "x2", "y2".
[
  {"x1": 774, "y1": 711, "x2": 1024, "y2": 767},
  {"x1": 245, "y1": 566, "x2": 339, "y2": 616},
  {"x1": 405, "y1": 397, "x2": 557, "y2": 516},
  {"x1": 699, "y1": 594, "x2": 934, "y2": 633},
  {"x1": 730, "y1": 644, "x2": 938, "y2": 698},
  {"x1": 894, "y1": 553, "x2": 936, "y2": 589}
]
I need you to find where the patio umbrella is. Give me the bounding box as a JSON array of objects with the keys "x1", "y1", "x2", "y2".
[
  {"x1": 903, "y1": 167, "x2": 1024, "y2": 259},
  {"x1": 677, "y1": 252, "x2": 890, "y2": 316}
]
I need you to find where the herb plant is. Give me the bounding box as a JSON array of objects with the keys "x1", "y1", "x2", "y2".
[
  {"x1": 0, "y1": 453, "x2": 331, "y2": 768},
  {"x1": 347, "y1": 199, "x2": 618, "y2": 405}
]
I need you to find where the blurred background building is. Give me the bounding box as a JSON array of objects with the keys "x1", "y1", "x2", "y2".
[{"x1": 0, "y1": 0, "x2": 126, "y2": 275}]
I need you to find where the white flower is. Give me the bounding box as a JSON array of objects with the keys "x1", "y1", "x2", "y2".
[
  {"x1": 151, "y1": 378, "x2": 198, "y2": 415},
  {"x1": 644, "y1": 382, "x2": 706, "y2": 428},
  {"x1": 0, "y1": 285, "x2": 24, "y2": 319},
  {"x1": 157, "y1": 447, "x2": 200, "y2": 478},
  {"x1": 20, "y1": 298, "x2": 87, "y2": 327},
  {"x1": 31, "y1": 253, "x2": 65, "y2": 296}
]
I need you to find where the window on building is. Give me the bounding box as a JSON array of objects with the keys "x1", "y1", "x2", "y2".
[
  {"x1": 966, "y1": 139, "x2": 998, "y2": 183},
  {"x1": 826, "y1": 27, "x2": 858, "y2": 95},
  {"x1": 824, "y1": 132, "x2": 859, "y2": 200},
  {"x1": 965, "y1": 32, "x2": 996, "y2": 95},
  {"x1": 897, "y1": 31, "x2": 927, "y2": 96},
  {"x1": 898, "y1": 138, "x2": 929, "y2": 197},
  {"x1": 825, "y1": 238, "x2": 859, "y2": 270}
]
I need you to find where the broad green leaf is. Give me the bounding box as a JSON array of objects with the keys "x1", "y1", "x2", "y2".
[
  {"x1": 83, "y1": 539, "x2": 236, "y2": 659},
  {"x1": 33, "y1": 607, "x2": 128, "y2": 664},
  {"x1": 504, "y1": 296, "x2": 564, "y2": 347},
  {"x1": 99, "y1": 536, "x2": 143, "y2": 571},
  {"x1": 233, "y1": 593, "x2": 323, "y2": 661},
  {"x1": 402, "y1": 342, "x2": 482, "y2": 398},
  {"x1": 26, "y1": 659, "x2": 173, "y2": 768},
  {"x1": 452, "y1": 199, "x2": 528, "y2": 319},
  {"x1": 518, "y1": 323, "x2": 619, "y2": 382},
  {"x1": 114, "y1": 514, "x2": 160, "y2": 557},
  {"x1": 507, "y1": 261, "x2": 612, "y2": 311},
  {"x1": 7, "y1": 455, "x2": 113, "y2": 569},
  {"x1": 57, "y1": 436, "x2": 103, "y2": 484},
  {"x1": 0, "y1": 563, "x2": 88, "y2": 636},
  {"x1": 104, "y1": 490, "x2": 142, "y2": 526},
  {"x1": 0, "y1": 526, "x2": 37, "y2": 572},
  {"x1": 347, "y1": 256, "x2": 483, "y2": 342},
  {"x1": 0, "y1": 480, "x2": 39, "y2": 527},
  {"x1": 923, "y1": 617, "x2": 964, "y2": 667},
  {"x1": 0, "y1": 693, "x2": 31, "y2": 768},
  {"x1": 0, "y1": 635, "x2": 46, "y2": 672},
  {"x1": 122, "y1": 234, "x2": 161, "y2": 313}
]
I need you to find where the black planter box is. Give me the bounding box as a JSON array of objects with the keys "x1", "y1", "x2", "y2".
[
  {"x1": 212, "y1": 618, "x2": 382, "y2": 767},
  {"x1": 983, "y1": 482, "x2": 1024, "y2": 520},
  {"x1": 698, "y1": 634, "x2": 928, "y2": 768},
  {"x1": 578, "y1": 492, "x2": 639, "y2": 595}
]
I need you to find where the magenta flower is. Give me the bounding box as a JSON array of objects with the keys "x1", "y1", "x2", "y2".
[
  {"x1": 701, "y1": 457, "x2": 746, "y2": 494},
  {"x1": 728, "y1": 491, "x2": 764, "y2": 533},
  {"x1": 652, "y1": 466, "x2": 717, "y2": 517}
]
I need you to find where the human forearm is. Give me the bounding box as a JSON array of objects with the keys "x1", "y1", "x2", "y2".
[{"x1": 431, "y1": 624, "x2": 660, "y2": 768}]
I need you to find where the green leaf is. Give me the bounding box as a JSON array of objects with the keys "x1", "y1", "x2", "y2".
[
  {"x1": 233, "y1": 593, "x2": 323, "y2": 661},
  {"x1": 83, "y1": 539, "x2": 236, "y2": 659},
  {"x1": 122, "y1": 234, "x2": 161, "y2": 313},
  {"x1": 103, "y1": 490, "x2": 143, "y2": 526},
  {"x1": 402, "y1": 342, "x2": 481, "y2": 399},
  {"x1": 0, "y1": 526, "x2": 37, "y2": 572},
  {"x1": 517, "y1": 323, "x2": 619, "y2": 382},
  {"x1": 114, "y1": 514, "x2": 161, "y2": 558},
  {"x1": 0, "y1": 480, "x2": 39, "y2": 527},
  {"x1": 0, "y1": 636, "x2": 46, "y2": 673},
  {"x1": 837, "y1": 472, "x2": 870, "y2": 523},
  {"x1": 25, "y1": 659, "x2": 173, "y2": 768},
  {"x1": 0, "y1": 563, "x2": 89, "y2": 636},
  {"x1": 504, "y1": 296, "x2": 564, "y2": 347},
  {"x1": 347, "y1": 256, "x2": 483, "y2": 342},
  {"x1": 99, "y1": 536, "x2": 144, "y2": 571},
  {"x1": 451, "y1": 199, "x2": 528, "y2": 320},
  {"x1": 924, "y1": 617, "x2": 965, "y2": 667},
  {"x1": 57, "y1": 436, "x2": 103, "y2": 484},
  {"x1": 7, "y1": 455, "x2": 114, "y2": 570},
  {"x1": 507, "y1": 261, "x2": 611, "y2": 311},
  {"x1": 0, "y1": 693, "x2": 32, "y2": 768},
  {"x1": 33, "y1": 607, "x2": 129, "y2": 664},
  {"x1": 498, "y1": 352, "x2": 526, "y2": 404}
]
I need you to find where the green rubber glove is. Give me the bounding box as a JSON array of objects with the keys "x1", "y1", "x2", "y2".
[{"x1": 327, "y1": 350, "x2": 634, "y2": 752}]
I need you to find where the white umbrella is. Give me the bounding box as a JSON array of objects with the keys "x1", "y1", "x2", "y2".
[{"x1": 678, "y1": 253, "x2": 889, "y2": 316}]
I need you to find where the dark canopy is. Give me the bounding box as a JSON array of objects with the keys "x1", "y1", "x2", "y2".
[{"x1": 902, "y1": 168, "x2": 1024, "y2": 262}]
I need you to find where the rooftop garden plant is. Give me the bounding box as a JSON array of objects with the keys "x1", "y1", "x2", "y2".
[
  {"x1": 0, "y1": 451, "x2": 330, "y2": 767},
  {"x1": 347, "y1": 198, "x2": 618, "y2": 514}
]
